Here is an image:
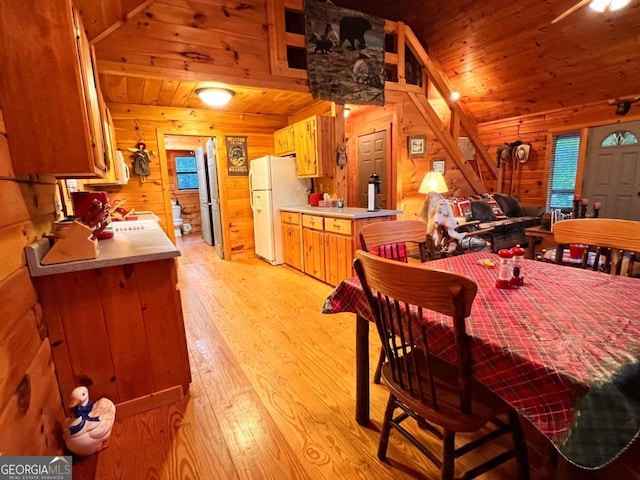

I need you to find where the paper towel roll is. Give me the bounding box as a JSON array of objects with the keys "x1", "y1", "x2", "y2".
[{"x1": 367, "y1": 183, "x2": 376, "y2": 211}]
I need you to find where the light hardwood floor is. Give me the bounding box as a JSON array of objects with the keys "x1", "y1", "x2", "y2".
[{"x1": 73, "y1": 236, "x2": 640, "y2": 479}]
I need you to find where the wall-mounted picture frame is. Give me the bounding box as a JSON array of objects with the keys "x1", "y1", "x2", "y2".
[
  {"x1": 408, "y1": 135, "x2": 426, "y2": 158},
  {"x1": 432, "y1": 159, "x2": 445, "y2": 174}
]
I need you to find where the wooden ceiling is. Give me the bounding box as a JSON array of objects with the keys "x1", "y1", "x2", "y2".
[{"x1": 79, "y1": 0, "x2": 640, "y2": 123}]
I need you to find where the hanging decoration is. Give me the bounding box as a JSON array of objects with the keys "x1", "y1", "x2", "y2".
[
  {"x1": 304, "y1": 0, "x2": 385, "y2": 106},
  {"x1": 127, "y1": 142, "x2": 154, "y2": 183},
  {"x1": 225, "y1": 136, "x2": 249, "y2": 176}
]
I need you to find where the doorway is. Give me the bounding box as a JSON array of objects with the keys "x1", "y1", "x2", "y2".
[
  {"x1": 583, "y1": 121, "x2": 640, "y2": 220},
  {"x1": 357, "y1": 130, "x2": 388, "y2": 208},
  {"x1": 164, "y1": 134, "x2": 224, "y2": 257}
]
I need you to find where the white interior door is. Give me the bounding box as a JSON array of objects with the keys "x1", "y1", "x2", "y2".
[
  {"x1": 583, "y1": 121, "x2": 640, "y2": 220},
  {"x1": 206, "y1": 138, "x2": 224, "y2": 258},
  {"x1": 195, "y1": 147, "x2": 214, "y2": 246}
]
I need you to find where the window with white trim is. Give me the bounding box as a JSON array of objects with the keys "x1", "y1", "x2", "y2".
[
  {"x1": 175, "y1": 155, "x2": 199, "y2": 190},
  {"x1": 546, "y1": 133, "x2": 580, "y2": 210}
]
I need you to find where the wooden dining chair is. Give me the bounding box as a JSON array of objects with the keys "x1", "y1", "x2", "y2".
[
  {"x1": 551, "y1": 218, "x2": 640, "y2": 276},
  {"x1": 359, "y1": 219, "x2": 428, "y2": 263},
  {"x1": 359, "y1": 220, "x2": 428, "y2": 383},
  {"x1": 354, "y1": 250, "x2": 530, "y2": 480}
]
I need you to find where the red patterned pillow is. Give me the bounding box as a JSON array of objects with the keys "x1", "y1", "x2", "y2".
[
  {"x1": 486, "y1": 198, "x2": 507, "y2": 219},
  {"x1": 449, "y1": 199, "x2": 462, "y2": 217},
  {"x1": 456, "y1": 199, "x2": 472, "y2": 218}
]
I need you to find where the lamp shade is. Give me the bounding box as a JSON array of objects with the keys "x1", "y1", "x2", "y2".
[
  {"x1": 418, "y1": 171, "x2": 448, "y2": 194},
  {"x1": 196, "y1": 87, "x2": 235, "y2": 106}
]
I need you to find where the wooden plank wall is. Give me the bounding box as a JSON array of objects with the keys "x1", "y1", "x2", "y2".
[
  {"x1": 478, "y1": 102, "x2": 640, "y2": 206},
  {"x1": 0, "y1": 109, "x2": 66, "y2": 455},
  {"x1": 106, "y1": 104, "x2": 283, "y2": 259}
]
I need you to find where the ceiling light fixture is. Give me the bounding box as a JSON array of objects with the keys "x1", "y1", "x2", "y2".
[
  {"x1": 589, "y1": 0, "x2": 630, "y2": 12},
  {"x1": 195, "y1": 87, "x2": 235, "y2": 107},
  {"x1": 450, "y1": 91, "x2": 461, "y2": 101}
]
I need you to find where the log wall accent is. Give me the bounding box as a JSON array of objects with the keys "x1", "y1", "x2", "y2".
[{"x1": 0, "y1": 109, "x2": 66, "y2": 455}]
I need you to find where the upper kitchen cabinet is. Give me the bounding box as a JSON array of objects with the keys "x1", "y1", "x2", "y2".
[
  {"x1": 274, "y1": 125, "x2": 296, "y2": 156},
  {"x1": 292, "y1": 116, "x2": 335, "y2": 178},
  {"x1": 0, "y1": 0, "x2": 107, "y2": 178}
]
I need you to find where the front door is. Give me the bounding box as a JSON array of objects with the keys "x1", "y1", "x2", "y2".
[
  {"x1": 583, "y1": 121, "x2": 640, "y2": 220},
  {"x1": 206, "y1": 138, "x2": 224, "y2": 258},
  {"x1": 357, "y1": 130, "x2": 387, "y2": 208}
]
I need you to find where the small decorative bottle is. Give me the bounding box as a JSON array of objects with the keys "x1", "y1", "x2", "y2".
[
  {"x1": 496, "y1": 249, "x2": 513, "y2": 289},
  {"x1": 510, "y1": 244, "x2": 525, "y2": 287}
]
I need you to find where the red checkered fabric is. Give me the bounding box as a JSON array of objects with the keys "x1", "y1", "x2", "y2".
[{"x1": 322, "y1": 251, "x2": 640, "y2": 469}]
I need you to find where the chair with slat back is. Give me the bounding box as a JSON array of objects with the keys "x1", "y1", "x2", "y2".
[
  {"x1": 551, "y1": 219, "x2": 640, "y2": 276},
  {"x1": 359, "y1": 220, "x2": 428, "y2": 383},
  {"x1": 359, "y1": 219, "x2": 428, "y2": 264},
  {"x1": 354, "y1": 250, "x2": 530, "y2": 480}
]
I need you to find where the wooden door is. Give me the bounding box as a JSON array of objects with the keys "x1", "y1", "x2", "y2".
[
  {"x1": 583, "y1": 121, "x2": 640, "y2": 220},
  {"x1": 357, "y1": 131, "x2": 387, "y2": 208}
]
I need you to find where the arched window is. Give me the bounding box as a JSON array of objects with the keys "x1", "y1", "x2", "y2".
[{"x1": 600, "y1": 131, "x2": 638, "y2": 147}]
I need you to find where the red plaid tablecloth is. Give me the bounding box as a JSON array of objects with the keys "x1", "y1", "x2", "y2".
[{"x1": 322, "y1": 251, "x2": 640, "y2": 469}]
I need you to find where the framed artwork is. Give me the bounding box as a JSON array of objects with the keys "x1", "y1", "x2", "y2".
[
  {"x1": 408, "y1": 135, "x2": 426, "y2": 158},
  {"x1": 225, "y1": 136, "x2": 249, "y2": 176},
  {"x1": 432, "y1": 159, "x2": 445, "y2": 174}
]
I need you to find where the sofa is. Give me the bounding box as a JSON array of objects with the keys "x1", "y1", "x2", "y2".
[{"x1": 455, "y1": 193, "x2": 544, "y2": 251}]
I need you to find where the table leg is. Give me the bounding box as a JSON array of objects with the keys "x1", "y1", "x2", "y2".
[
  {"x1": 527, "y1": 235, "x2": 536, "y2": 260},
  {"x1": 355, "y1": 314, "x2": 370, "y2": 425}
]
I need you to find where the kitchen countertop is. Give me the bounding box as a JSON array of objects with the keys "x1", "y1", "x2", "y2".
[
  {"x1": 25, "y1": 219, "x2": 180, "y2": 277},
  {"x1": 280, "y1": 205, "x2": 402, "y2": 219}
]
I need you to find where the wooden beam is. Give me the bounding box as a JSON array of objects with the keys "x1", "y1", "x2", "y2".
[
  {"x1": 404, "y1": 26, "x2": 498, "y2": 179},
  {"x1": 408, "y1": 93, "x2": 486, "y2": 194},
  {"x1": 89, "y1": 0, "x2": 155, "y2": 45}
]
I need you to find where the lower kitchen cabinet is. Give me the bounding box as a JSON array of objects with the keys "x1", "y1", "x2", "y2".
[
  {"x1": 281, "y1": 211, "x2": 303, "y2": 270},
  {"x1": 301, "y1": 213, "x2": 354, "y2": 285},
  {"x1": 35, "y1": 258, "x2": 191, "y2": 414}
]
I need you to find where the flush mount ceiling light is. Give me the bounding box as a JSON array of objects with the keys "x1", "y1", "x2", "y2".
[
  {"x1": 195, "y1": 87, "x2": 235, "y2": 107},
  {"x1": 450, "y1": 91, "x2": 461, "y2": 101},
  {"x1": 589, "y1": 0, "x2": 631, "y2": 12},
  {"x1": 343, "y1": 106, "x2": 351, "y2": 118}
]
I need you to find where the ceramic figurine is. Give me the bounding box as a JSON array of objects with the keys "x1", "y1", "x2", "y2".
[{"x1": 63, "y1": 386, "x2": 116, "y2": 456}]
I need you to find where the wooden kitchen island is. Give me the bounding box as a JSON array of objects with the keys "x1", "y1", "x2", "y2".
[
  {"x1": 280, "y1": 206, "x2": 401, "y2": 286},
  {"x1": 25, "y1": 220, "x2": 191, "y2": 417}
]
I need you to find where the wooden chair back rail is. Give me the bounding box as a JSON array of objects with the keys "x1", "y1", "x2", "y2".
[
  {"x1": 553, "y1": 219, "x2": 640, "y2": 251},
  {"x1": 552, "y1": 219, "x2": 640, "y2": 276},
  {"x1": 359, "y1": 219, "x2": 428, "y2": 262}
]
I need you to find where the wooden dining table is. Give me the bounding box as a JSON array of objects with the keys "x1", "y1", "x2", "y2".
[{"x1": 322, "y1": 251, "x2": 640, "y2": 470}]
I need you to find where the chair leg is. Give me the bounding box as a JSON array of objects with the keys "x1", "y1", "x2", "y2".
[
  {"x1": 373, "y1": 347, "x2": 385, "y2": 384},
  {"x1": 509, "y1": 411, "x2": 531, "y2": 480},
  {"x1": 442, "y1": 430, "x2": 455, "y2": 480},
  {"x1": 378, "y1": 394, "x2": 395, "y2": 461}
]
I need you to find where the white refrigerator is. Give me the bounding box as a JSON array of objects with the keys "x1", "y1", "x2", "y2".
[{"x1": 249, "y1": 156, "x2": 309, "y2": 265}]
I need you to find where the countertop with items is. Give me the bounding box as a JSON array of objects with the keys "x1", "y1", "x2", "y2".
[
  {"x1": 25, "y1": 218, "x2": 180, "y2": 277},
  {"x1": 280, "y1": 205, "x2": 402, "y2": 219}
]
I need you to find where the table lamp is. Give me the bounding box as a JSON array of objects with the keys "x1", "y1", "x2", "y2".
[{"x1": 418, "y1": 171, "x2": 448, "y2": 194}]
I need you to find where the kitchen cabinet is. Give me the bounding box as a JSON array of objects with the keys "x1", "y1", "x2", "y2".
[
  {"x1": 281, "y1": 211, "x2": 303, "y2": 270},
  {"x1": 0, "y1": 0, "x2": 107, "y2": 177},
  {"x1": 274, "y1": 125, "x2": 295, "y2": 156},
  {"x1": 301, "y1": 213, "x2": 353, "y2": 285},
  {"x1": 27, "y1": 229, "x2": 191, "y2": 416},
  {"x1": 293, "y1": 116, "x2": 335, "y2": 178}
]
